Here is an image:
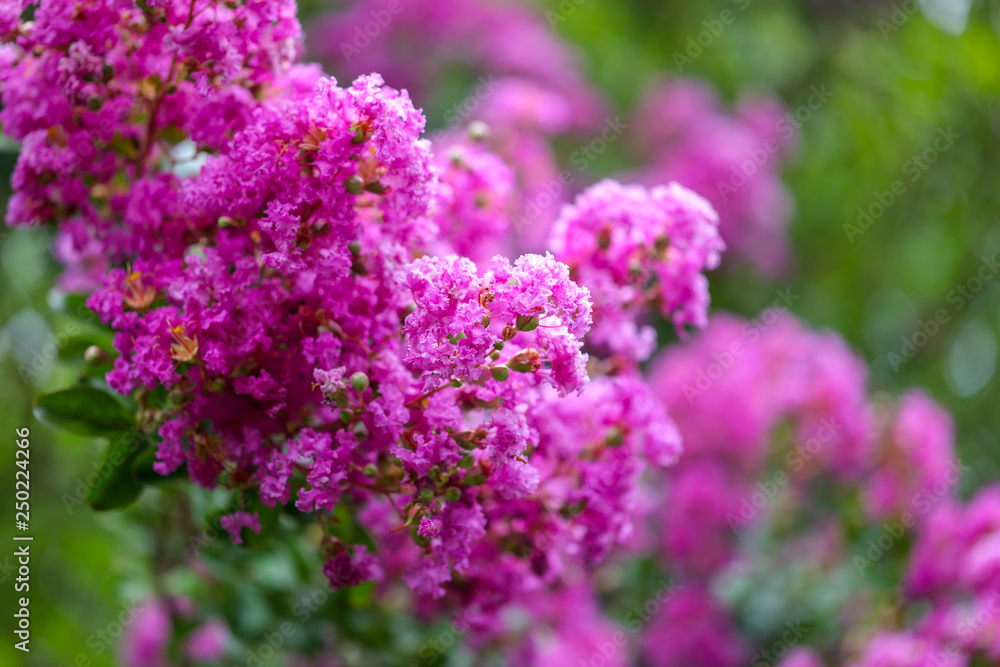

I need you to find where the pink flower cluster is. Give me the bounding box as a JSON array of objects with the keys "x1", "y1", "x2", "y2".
[
  {"x1": 0, "y1": 0, "x2": 724, "y2": 645},
  {"x1": 6, "y1": 3, "x2": 974, "y2": 665},
  {"x1": 0, "y1": 0, "x2": 308, "y2": 290},
  {"x1": 550, "y1": 179, "x2": 725, "y2": 362},
  {"x1": 632, "y1": 313, "x2": 977, "y2": 666}
]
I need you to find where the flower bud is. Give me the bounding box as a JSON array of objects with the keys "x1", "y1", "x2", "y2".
[
  {"x1": 84, "y1": 345, "x2": 109, "y2": 366},
  {"x1": 350, "y1": 372, "x2": 370, "y2": 393},
  {"x1": 516, "y1": 314, "x2": 539, "y2": 331},
  {"x1": 345, "y1": 175, "x2": 364, "y2": 194},
  {"x1": 508, "y1": 349, "x2": 541, "y2": 373}
]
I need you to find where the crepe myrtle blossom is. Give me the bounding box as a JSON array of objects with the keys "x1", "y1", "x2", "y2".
[
  {"x1": 629, "y1": 312, "x2": 990, "y2": 667},
  {"x1": 645, "y1": 314, "x2": 961, "y2": 574},
  {"x1": 0, "y1": 1, "x2": 745, "y2": 636},
  {"x1": 2, "y1": 4, "x2": 986, "y2": 667},
  {"x1": 219, "y1": 512, "x2": 262, "y2": 546},
  {"x1": 550, "y1": 179, "x2": 724, "y2": 363},
  {"x1": 428, "y1": 135, "x2": 517, "y2": 264},
  {"x1": 402, "y1": 252, "x2": 592, "y2": 394},
  {"x1": 0, "y1": 0, "x2": 310, "y2": 289}
]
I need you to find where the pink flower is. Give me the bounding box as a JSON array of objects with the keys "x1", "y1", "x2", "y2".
[
  {"x1": 184, "y1": 618, "x2": 230, "y2": 662},
  {"x1": 220, "y1": 512, "x2": 261, "y2": 546},
  {"x1": 551, "y1": 180, "x2": 724, "y2": 362},
  {"x1": 120, "y1": 601, "x2": 171, "y2": 667}
]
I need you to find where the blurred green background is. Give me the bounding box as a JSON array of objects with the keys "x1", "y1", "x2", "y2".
[{"x1": 3, "y1": 0, "x2": 1000, "y2": 664}]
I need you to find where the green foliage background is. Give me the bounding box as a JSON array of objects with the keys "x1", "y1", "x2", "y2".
[{"x1": 2, "y1": 0, "x2": 1000, "y2": 664}]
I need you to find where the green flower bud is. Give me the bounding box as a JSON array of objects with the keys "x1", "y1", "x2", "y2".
[
  {"x1": 516, "y1": 314, "x2": 539, "y2": 331},
  {"x1": 350, "y1": 372, "x2": 370, "y2": 393},
  {"x1": 345, "y1": 175, "x2": 365, "y2": 194}
]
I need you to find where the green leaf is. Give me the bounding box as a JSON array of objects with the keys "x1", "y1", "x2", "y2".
[
  {"x1": 86, "y1": 432, "x2": 147, "y2": 511},
  {"x1": 33, "y1": 387, "x2": 135, "y2": 438}
]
